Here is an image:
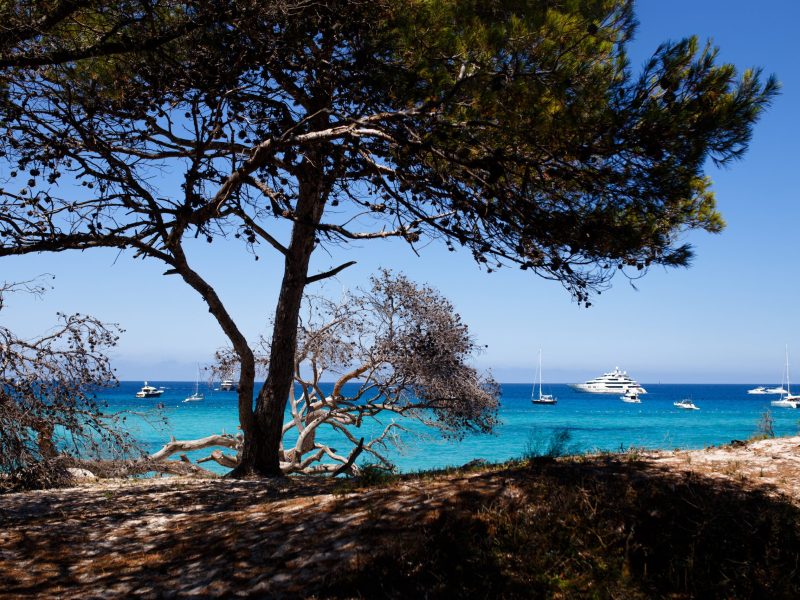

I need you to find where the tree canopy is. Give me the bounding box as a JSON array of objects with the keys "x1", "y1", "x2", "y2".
[{"x1": 0, "y1": 0, "x2": 777, "y2": 475}]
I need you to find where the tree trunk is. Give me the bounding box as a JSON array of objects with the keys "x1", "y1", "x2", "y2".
[{"x1": 232, "y1": 155, "x2": 327, "y2": 477}]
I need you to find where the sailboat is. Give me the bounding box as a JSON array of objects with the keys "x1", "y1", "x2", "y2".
[
  {"x1": 531, "y1": 349, "x2": 557, "y2": 405},
  {"x1": 184, "y1": 365, "x2": 205, "y2": 402},
  {"x1": 771, "y1": 346, "x2": 798, "y2": 408}
]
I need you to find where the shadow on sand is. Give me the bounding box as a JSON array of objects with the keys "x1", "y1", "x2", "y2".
[{"x1": 1, "y1": 456, "x2": 799, "y2": 598}]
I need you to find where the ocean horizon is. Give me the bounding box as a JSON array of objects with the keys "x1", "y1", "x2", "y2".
[{"x1": 102, "y1": 381, "x2": 799, "y2": 474}]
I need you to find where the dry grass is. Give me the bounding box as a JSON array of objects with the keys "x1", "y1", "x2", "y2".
[{"x1": 2, "y1": 438, "x2": 800, "y2": 598}]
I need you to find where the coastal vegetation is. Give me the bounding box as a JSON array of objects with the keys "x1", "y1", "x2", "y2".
[
  {"x1": 0, "y1": 278, "x2": 138, "y2": 488},
  {"x1": 0, "y1": 0, "x2": 777, "y2": 477}
]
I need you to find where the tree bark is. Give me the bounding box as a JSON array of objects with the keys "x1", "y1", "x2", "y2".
[
  {"x1": 232, "y1": 153, "x2": 327, "y2": 477},
  {"x1": 170, "y1": 255, "x2": 257, "y2": 438}
]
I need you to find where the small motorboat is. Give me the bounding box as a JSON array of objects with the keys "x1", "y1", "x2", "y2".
[
  {"x1": 219, "y1": 379, "x2": 238, "y2": 392},
  {"x1": 620, "y1": 389, "x2": 641, "y2": 403},
  {"x1": 135, "y1": 382, "x2": 164, "y2": 398},
  {"x1": 766, "y1": 386, "x2": 788, "y2": 394},
  {"x1": 674, "y1": 399, "x2": 699, "y2": 410}
]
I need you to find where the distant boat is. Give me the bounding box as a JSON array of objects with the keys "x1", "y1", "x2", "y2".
[
  {"x1": 219, "y1": 379, "x2": 238, "y2": 392},
  {"x1": 184, "y1": 365, "x2": 204, "y2": 402},
  {"x1": 748, "y1": 385, "x2": 787, "y2": 395},
  {"x1": 571, "y1": 367, "x2": 647, "y2": 395},
  {"x1": 531, "y1": 349, "x2": 557, "y2": 405},
  {"x1": 766, "y1": 386, "x2": 788, "y2": 394},
  {"x1": 135, "y1": 381, "x2": 164, "y2": 398},
  {"x1": 674, "y1": 399, "x2": 699, "y2": 410},
  {"x1": 772, "y1": 346, "x2": 799, "y2": 408},
  {"x1": 620, "y1": 389, "x2": 642, "y2": 403}
]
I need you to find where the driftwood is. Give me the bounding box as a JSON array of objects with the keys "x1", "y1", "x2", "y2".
[
  {"x1": 149, "y1": 434, "x2": 241, "y2": 461},
  {"x1": 62, "y1": 427, "x2": 370, "y2": 480},
  {"x1": 50, "y1": 435, "x2": 244, "y2": 481},
  {"x1": 197, "y1": 449, "x2": 240, "y2": 469}
]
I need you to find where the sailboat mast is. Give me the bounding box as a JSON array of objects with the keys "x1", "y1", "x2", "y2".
[
  {"x1": 786, "y1": 345, "x2": 792, "y2": 396},
  {"x1": 538, "y1": 349, "x2": 543, "y2": 400}
]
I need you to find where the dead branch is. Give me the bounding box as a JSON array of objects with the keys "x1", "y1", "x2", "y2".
[
  {"x1": 149, "y1": 434, "x2": 241, "y2": 461},
  {"x1": 70, "y1": 458, "x2": 218, "y2": 479},
  {"x1": 332, "y1": 438, "x2": 365, "y2": 477},
  {"x1": 197, "y1": 450, "x2": 240, "y2": 469}
]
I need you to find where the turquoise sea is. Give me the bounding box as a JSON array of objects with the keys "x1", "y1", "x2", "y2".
[{"x1": 106, "y1": 382, "x2": 799, "y2": 474}]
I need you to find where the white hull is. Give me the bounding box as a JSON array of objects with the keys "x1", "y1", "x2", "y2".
[
  {"x1": 135, "y1": 381, "x2": 164, "y2": 398},
  {"x1": 531, "y1": 350, "x2": 557, "y2": 405},
  {"x1": 571, "y1": 367, "x2": 646, "y2": 395},
  {"x1": 772, "y1": 348, "x2": 798, "y2": 408},
  {"x1": 219, "y1": 379, "x2": 238, "y2": 391},
  {"x1": 620, "y1": 389, "x2": 642, "y2": 403},
  {"x1": 674, "y1": 400, "x2": 699, "y2": 410},
  {"x1": 772, "y1": 397, "x2": 799, "y2": 408},
  {"x1": 572, "y1": 383, "x2": 647, "y2": 395},
  {"x1": 748, "y1": 386, "x2": 787, "y2": 395},
  {"x1": 185, "y1": 364, "x2": 204, "y2": 402}
]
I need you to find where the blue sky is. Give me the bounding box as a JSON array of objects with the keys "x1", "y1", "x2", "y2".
[{"x1": 2, "y1": 1, "x2": 799, "y2": 383}]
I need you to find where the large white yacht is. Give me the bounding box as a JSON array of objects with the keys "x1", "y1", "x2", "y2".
[{"x1": 571, "y1": 367, "x2": 647, "y2": 395}]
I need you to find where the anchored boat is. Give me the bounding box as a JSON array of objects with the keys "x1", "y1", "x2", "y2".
[{"x1": 571, "y1": 367, "x2": 647, "y2": 395}]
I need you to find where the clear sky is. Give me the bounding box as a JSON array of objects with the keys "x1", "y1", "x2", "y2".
[{"x1": 2, "y1": 1, "x2": 799, "y2": 383}]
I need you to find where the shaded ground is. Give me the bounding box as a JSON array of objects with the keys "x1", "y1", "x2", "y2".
[{"x1": 2, "y1": 437, "x2": 800, "y2": 598}]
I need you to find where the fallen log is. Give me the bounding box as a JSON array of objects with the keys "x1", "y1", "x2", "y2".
[
  {"x1": 149, "y1": 434, "x2": 241, "y2": 461},
  {"x1": 69, "y1": 458, "x2": 218, "y2": 479}
]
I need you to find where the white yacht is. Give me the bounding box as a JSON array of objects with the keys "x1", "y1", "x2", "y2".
[
  {"x1": 747, "y1": 386, "x2": 769, "y2": 395},
  {"x1": 748, "y1": 385, "x2": 787, "y2": 395},
  {"x1": 571, "y1": 367, "x2": 647, "y2": 395},
  {"x1": 135, "y1": 381, "x2": 164, "y2": 398},
  {"x1": 674, "y1": 399, "x2": 699, "y2": 410}
]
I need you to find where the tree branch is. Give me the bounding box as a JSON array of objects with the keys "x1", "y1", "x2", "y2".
[
  {"x1": 149, "y1": 434, "x2": 240, "y2": 461},
  {"x1": 332, "y1": 438, "x2": 364, "y2": 476},
  {"x1": 305, "y1": 261, "x2": 357, "y2": 285}
]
